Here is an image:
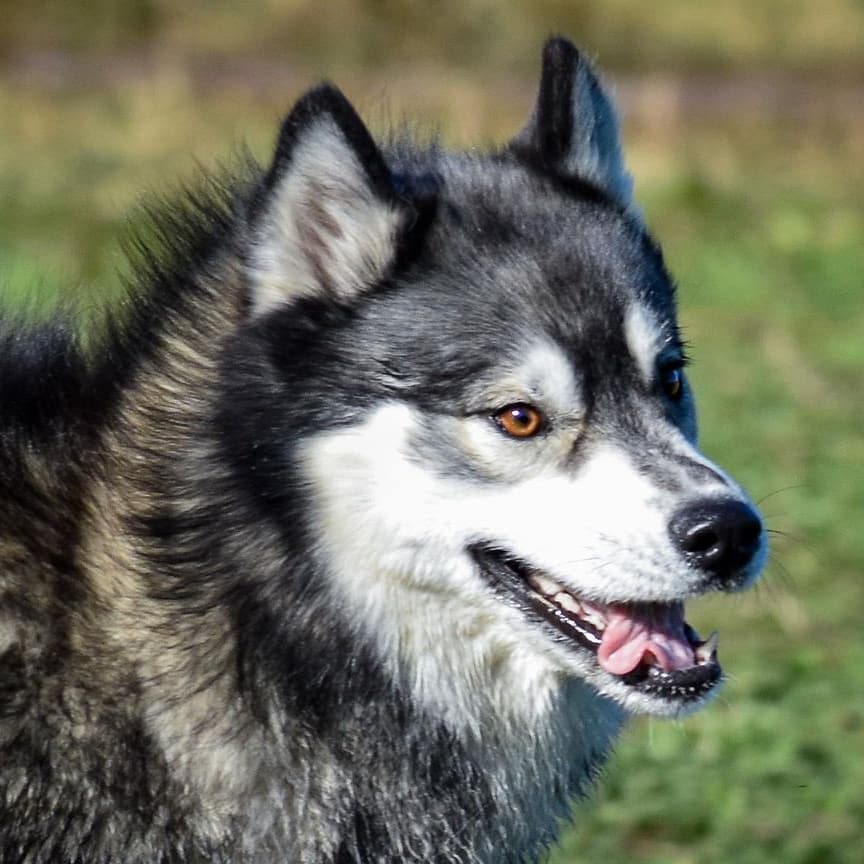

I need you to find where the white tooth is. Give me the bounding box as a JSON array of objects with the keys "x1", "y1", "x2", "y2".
[
  {"x1": 528, "y1": 573, "x2": 562, "y2": 597},
  {"x1": 554, "y1": 592, "x2": 582, "y2": 615},
  {"x1": 579, "y1": 600, "x2": 608, "y2": 631},
  {"x1": 695, "y1": 631, "x2": 720, "y2": 663},
  {"x1": 583, "y1": 609, "x2": 606, "y2": 631}
]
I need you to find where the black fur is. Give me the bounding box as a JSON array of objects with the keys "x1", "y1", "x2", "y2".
[{"x1": 534, "y1": 37, "x2": 578, "y2": 163}]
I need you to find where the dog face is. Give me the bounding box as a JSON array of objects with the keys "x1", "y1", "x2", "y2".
[{"x1": 237, "y1": 39, "x2": 766, "y2": 722}]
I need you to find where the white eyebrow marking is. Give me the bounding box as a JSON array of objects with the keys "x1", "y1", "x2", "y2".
[
  {"x1": 520, "y1": 342, "x2": 582, "y2": 412},
  {"x1": 624, "y1": 304, "x2": 663, "y2": 385}
]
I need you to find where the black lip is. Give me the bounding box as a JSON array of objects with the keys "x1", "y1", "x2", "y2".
[{"x1": 470, "y1": 544, "x2": 723, "y2": 704}]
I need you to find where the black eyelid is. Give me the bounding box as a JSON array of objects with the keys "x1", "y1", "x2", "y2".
[{"x1": 658, "y1": 355, "x2": 687, "y2": 372}]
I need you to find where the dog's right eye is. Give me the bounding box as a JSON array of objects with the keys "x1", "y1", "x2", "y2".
[
  {"x1": 659, "y1": 364, "x2": 684, "y2": 401},
  {"x1": 493, "y1": 403, "x2": 546, "y2": 439}
]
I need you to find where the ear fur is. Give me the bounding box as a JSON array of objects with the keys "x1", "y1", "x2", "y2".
[
  {"x1": 512, "y1": 37, "x2": 635, "y2": 211},
  {"x1": 248, "y1": 85, "x2": 408, "y2": 315}
]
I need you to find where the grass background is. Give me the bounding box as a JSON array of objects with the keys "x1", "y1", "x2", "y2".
[{"x1": 2, "y1": 2, "x2": 863, "y2": 861}]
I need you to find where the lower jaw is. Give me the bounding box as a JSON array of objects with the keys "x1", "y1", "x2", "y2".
[{"x1": 619, "y1": 662, "x2": 722, "y2": 703}]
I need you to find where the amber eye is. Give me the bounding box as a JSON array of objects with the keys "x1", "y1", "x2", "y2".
[
  {"x1": 493, "y1": 403, "x2": 545, "y2": 438},
  {"x1": 660, "y1": 365, "x2": 684, "y2": 401}
]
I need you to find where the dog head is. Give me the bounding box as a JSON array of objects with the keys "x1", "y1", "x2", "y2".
[{"x1": 231, "y1": 38, "x2": 766, "y2": 721}]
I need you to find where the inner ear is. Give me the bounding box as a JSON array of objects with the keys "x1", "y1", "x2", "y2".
[{"x1": 247, "y1": 85, "x2": 411, "y2": 316}]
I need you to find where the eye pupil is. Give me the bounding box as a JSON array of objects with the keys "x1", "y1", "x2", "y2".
[
  {"x1": 494, "y1": 403, "x2": 544, "y2": 438},
  {"x1": 662, "y1": 367, "x2": 683, "y2": 400}
]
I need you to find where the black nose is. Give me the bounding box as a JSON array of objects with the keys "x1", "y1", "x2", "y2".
[{"x1": 669, "y1": 499, "x2": 763, "y2": 581}]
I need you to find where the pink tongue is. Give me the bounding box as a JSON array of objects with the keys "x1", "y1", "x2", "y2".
[{"x1": 597, "y1": 603, "x2": 695, "y2": 675}]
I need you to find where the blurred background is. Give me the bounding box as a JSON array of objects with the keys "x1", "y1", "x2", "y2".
[{"x1": 1, "y1": 2, "x2": 862, "y2": 861}]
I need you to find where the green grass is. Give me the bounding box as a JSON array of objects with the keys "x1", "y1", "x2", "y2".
[{"x1": 1, "y1": 12, "x2": 863, "y2": 861}]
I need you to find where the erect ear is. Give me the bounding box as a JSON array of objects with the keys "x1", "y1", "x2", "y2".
[
  {"x1": 248, "y1": 85, "x2": 409, "y2": 316},
  {"x1": 512, "y1": 37, "x2": 636, "y2": 212}
]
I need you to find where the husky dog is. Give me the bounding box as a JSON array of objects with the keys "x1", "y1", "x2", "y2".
[{"x1": 0, "y1": 37, "x2": 766, "y2": 864}]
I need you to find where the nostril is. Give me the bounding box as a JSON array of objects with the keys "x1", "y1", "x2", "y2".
[
  {"x1": 684, "y1": 525, "x2": 722, "y2": 555},
  {"x1": 670, "y1": 499, "x2": 763, "y2": 580}
]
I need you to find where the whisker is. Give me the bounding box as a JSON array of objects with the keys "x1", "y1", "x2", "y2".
[
  {"x1": 756, "y1": 484, "x2": 807, "y2": 506},
  {"x1": 765, "y1": 555, "x2": 795, "y2": 588},
  {"x1": 765, "y1": 528, "x2": 819, "y2": 560}
]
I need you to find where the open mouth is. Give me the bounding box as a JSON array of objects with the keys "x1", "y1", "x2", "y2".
[{"x1": 471, "y1": 546, "x2": 722, "y2": 704}]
